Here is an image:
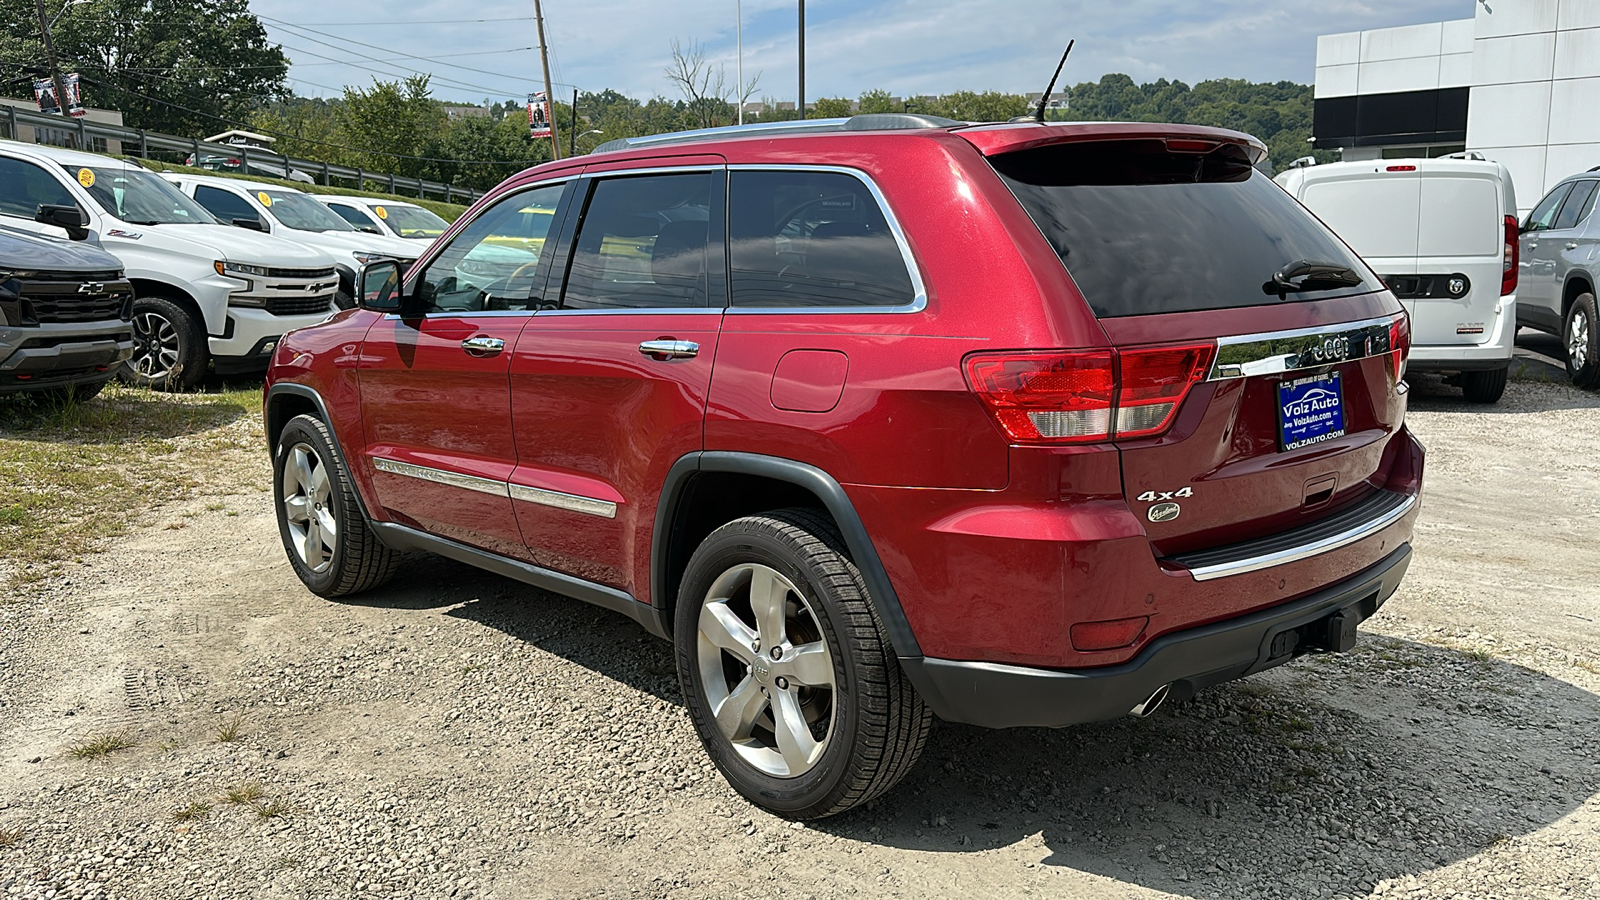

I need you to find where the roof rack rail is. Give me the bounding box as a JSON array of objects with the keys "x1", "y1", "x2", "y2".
[{"x1": 591, "y1": 113, "x2": 964, "y2": 154}]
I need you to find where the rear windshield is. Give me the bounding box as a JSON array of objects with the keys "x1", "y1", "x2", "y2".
[{"x1": 990, "y1": 140, "x2": 1376, "y2": 318}]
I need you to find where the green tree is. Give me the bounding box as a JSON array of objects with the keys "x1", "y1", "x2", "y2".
[
  {"x1": 857, "y1": 89, "x2": 897, "y2": 114},
  {"x1": 0, "y1": 0, "x2": 288, "y2": 135},
  {"x1": 926, "y1": 90, "x2": 1029, "y2": 122},
  {"x1": 812, "y1": 97, "x2": 853, "y2": 118},
  {"x1": 337, "y1": 75, "x2": 447, "y2": 179}
]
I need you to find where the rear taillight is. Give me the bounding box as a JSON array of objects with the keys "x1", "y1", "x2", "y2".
[
  {"x1": 1502, "y1": 214, "x2": 1518, "y2": 296},
  {"x1": 964, "y1": 343, "x2": 1214, "y2": 444},
  {"x1": 1389, "y1": 313, "x2": 1410, "y2": 382}
]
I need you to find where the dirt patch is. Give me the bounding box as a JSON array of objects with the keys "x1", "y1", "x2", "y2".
[{"x1": 0, "y1": 373, "x2": 1596, "y2": 900}]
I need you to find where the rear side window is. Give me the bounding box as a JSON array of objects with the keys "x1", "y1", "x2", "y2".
[
  {"x1": 1554, "y1": 181, "x2": 1599, "y2": 231},
  {"x1": 1525, "y1": 183, "x2": 1572, "y2": 232},
  {"x1": 0, "y1": 157, "x2": 75, "y2": 218},
  {"x1": 194, "y1": 185, "x2": 258, "y2": 225},
  {"x1": 991, "y1": 141, "x2": 1376, "y2": 318},
  {"x1": 563, "y1": 173, "x2": 715, "y2": 309},
  {"x1": 728, "y1": 170, "x2": 915, "y2": 308}
]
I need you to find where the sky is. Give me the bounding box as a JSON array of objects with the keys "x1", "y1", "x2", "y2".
[{"x1": 249, "y1": 0, "x2": 1474, "y2": 106}]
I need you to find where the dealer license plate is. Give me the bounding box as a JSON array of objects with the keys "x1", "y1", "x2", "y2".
[{"x1": 1277, "y1": 372, "x2": 1345, "y2": 451}]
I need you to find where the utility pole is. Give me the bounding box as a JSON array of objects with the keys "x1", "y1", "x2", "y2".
[
  {"x1": 533, "y1": 0, "x2": 561, "y2": 160},
  {"x1": 736, "y1": 0, "x2": 744, "y2": 125},
  {"x1": 797, "y1": 0, "x2": 805, "y2": 120},
  {"x1": 569, "y1": 88, "x2": 578, "y2": 157},
  {"x1": 32, "y1": 0, "x2": 72, "y2": 130}
]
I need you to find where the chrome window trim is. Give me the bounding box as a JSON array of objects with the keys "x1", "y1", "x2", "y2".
[
  {"x1": 372, "y1": 457, "x2": 508, "y2": 499},
  {"x1": 577, "y1": 164, "x2": 724, "y2": 177},
  {"x1": 509, "y1": 483, "x2": 618, "y2": 519},
  {"x1": 1208, "y1": 315, "x2": 1396, "y2": 381},
  {"x1": 535, "y1": 307, "x2": 724, "y2": 317},
  {"x1": 1185, "y1": 493, "x2": 1417, "y2": 582},
  {"x1": 723, "y1": 163, "x2": 928, "y2": 315}
]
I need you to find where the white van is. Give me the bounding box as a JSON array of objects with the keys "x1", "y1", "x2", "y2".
[{"x1": 1276, "y1": 157, "x2": 1518, "y2": 403}]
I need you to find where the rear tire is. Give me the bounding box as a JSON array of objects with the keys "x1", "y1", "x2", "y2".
[
  {"x1": 120, "y1": 296, "x2": 205, "y2": 392},
  {"x1": 273, "y1": 414, "x2": 399, "y2": 597},
  {"x1": 1565, "y1": 293, "x2": 1600, "y2": 389},
  {"x1": 674, "y1": 508, "x2": 932, "y2": 819},
  {"x1": 1460, "y1": 365, "x2": 1508, "y2": 403}
]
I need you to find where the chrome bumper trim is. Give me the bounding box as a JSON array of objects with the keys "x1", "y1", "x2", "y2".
[
  {"x1": 372, "y1": 457, "x2": 508, "y2": 498},
  {"x1": 1183, "y1": 493, "x2": 1417, "y2": 581},
  {"x1": 1210, "y1": 315, "x2": 1396, "y2": 380},
  {"x1": 509, "y1": 483, "x2": 618, "y2": 519}
]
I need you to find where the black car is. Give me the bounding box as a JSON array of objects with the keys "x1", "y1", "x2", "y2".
[{"x1": 0, "y1": 209, "x2": 135, "y2": 401}]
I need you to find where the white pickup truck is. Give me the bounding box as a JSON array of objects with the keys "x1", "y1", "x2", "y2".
[
  {"x1": 164, "y1": 174, "x2": 419, "y2": 308},
  {"x1": 0, "y1": 141, "x2": 340, "y2": 390}
]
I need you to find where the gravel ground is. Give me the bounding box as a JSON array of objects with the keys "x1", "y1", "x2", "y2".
[{"x1": 1, "y1": 341, "x2": 1597, "y2": 899}]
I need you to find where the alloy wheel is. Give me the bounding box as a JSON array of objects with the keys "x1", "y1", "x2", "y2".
[
  {"x1": 130, "y1": 310, "x2": 181, "y2": 380},
  {"x1": 696, "y1": 563, "x2": 836, "y2": 778},
  {"x1": 1569, "y1": 307, "x2": 1591, "y2": 372},
  {"x1": 281, "y1": 442, "x2": 336, "y2": 573}
]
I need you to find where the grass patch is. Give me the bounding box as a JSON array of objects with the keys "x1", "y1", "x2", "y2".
[
  {"x1": 67, "y1": 730, "x2": 136, "y2": 759},
  {"x1": 223, "y1": 782, "x2": 264, "y2": 805},
  {"x1": 0, "y1": 381, "x2": 261, "y2": 592},
  {"x1": 0, "y1": 825, "x2": 26, "y2": 847},
  {"x1": 172, "y1": 801, "x2": 211, "y2": 822},
  {"x1": 253, "y1": 799, "x2": 291, "y2": 819},
  {"x1": 214, "y1": 714, "x2": 245, "y2": 743}
]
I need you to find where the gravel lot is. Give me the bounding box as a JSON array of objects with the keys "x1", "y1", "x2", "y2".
[{"x1": 1, "y1": 333, "x2": 1597, "y2": 900}]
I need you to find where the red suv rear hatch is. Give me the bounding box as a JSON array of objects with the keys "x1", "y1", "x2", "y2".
[{"x1": 974, "y1": 130, "x2": 1409, "y2": 578}]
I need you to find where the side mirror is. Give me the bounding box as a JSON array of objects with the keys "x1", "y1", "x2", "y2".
[
  {"x1": 232, "y1": 216, "x2": 268, "y2": 233},
  {"x1": 357, "y1": 260, "x2": 405, "y2": 312},
  {"x1": 35, "y1": 204, "x2": 89, "y2": 241},
  {"x1": 358, "y1": 225, "x2": 383, "y2": 235}
]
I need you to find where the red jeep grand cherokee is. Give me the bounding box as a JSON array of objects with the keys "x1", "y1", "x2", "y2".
[{"x1": 264, "y1": 115, "x2": 1422, "y2": 818}]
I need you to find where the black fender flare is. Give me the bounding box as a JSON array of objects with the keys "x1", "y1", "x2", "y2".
[
  {"x1": 651, "y1": 451, "x2": 923, "y2": 660},
  {"x1": 264, "y1": 382, "x2": 375, "y2": 526}
]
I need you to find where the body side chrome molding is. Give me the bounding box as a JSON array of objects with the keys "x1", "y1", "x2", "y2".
[
  {"x1": 1209, "y1": 315, "x2": 1397, "y2": 380},
  {"x1": 371, "y1": 456, "x2": 620, "y2": 519},
  {"x1": 509, "y1": 483, "x2": 618, "y2": 519},
  {"x1": 1184, "y1": 493, "x2": 1417, "y2": 581}
]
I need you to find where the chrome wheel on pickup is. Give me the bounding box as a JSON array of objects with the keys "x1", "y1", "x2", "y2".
[
  {"x1": 675, "y1": 508, "x2": 932, "y2": 819},
  {"x1": 120, "y1": 296, "x2": 204, "y2": 391}
]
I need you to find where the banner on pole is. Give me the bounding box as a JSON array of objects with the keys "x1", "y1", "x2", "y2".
[
  {"x1": 34, "y1": 74, "x2": 85, "y2": 117},
  {"x1": 528, "y1": 92, "x2": 551, "y2": 138}
]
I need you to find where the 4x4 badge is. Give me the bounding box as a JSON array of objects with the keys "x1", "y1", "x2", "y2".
[{"x1": 1136, "y1": 487, "x2": 1193, "y2": 502}]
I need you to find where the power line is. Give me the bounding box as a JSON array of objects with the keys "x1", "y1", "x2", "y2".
[
  {"x1": 272, "y1": 16, "x2": 538, "y2": 26},
  {"x1": 114, "y1": 47, "x2": 539, "y2": 75},
  {"x1": 260, "y1": 16, "x2": 546, "y2": 86},
  {"x1": 271, "y1": 37, "x2": 530, "y2": 99}
]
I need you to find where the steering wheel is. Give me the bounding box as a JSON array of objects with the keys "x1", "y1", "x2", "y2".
[{"x1": 509, "y1": 261, "x2": 541, "y2": 285}]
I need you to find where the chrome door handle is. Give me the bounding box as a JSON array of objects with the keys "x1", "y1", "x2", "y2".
[
  {"x1": 639, "y1": 339, "x2": 699, "y2": 360},
  {"x1": 461, "y1": 336, "x2": 505, "y2": 356},
  {"x1": 1566, "y1": 242, "x2": 1580, "y2": 250}
]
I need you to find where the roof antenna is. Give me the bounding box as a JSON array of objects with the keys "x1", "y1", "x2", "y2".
[{"x1": 1033, "y1": 40, "x2": 1074, "y2": 123}]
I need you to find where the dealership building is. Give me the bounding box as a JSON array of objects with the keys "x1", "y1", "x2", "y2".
[{"x1": 1313, "y1": 0, "x2": 1599, "y2": 213}]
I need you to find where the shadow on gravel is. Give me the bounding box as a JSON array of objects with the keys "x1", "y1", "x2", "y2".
[
  {"x1": 328, "y1": 559, "x2": 1600, "y2": 899},
  {"x1": 810, "y1": 636, "x2": 1600, "y2": 899}
]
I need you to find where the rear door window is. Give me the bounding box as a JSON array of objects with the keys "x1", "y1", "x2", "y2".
[
  {"x1": 1524, "y1": 183, "x2": 1573, "y2": 232},
  {"x1": 990, "y1": 140, "x2": 1377, "y2": 318},
  {"x1": 728, "y1": 170, "x2": 917, "y2": 308},
  {"x1": 1553, "y1": 181, "x2": 1598, "y2": 231}
]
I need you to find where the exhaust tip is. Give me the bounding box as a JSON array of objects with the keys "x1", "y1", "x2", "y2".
[{"x1": 1129, "y1": 683, "x2": 1171, "y2": 718}]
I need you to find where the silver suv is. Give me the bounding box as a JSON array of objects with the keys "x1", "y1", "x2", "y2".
[{"x1": 1518, "y1": 169, "x2": 1600, "y2": 388}]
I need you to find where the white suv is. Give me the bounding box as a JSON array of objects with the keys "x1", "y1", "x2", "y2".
[
  {"x1": 164, "y1": 174, "x2": 419, "y2": 308},
  {"x1": 1277, "y1": 157, "x2": 1518, "y2": 403},
  {"x1": 0, "y1": 141, "x2": 340, "y2": 390},
  {"x1": 317, "y1": 195, "x2": 449, "y2": 245}
]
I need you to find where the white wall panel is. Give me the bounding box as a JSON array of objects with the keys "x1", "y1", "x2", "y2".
[
  {"x1": 1471, "y1": 32, "x2": 1557, "y2": 85},
  {"x1": 1474, "y1": 0, "x2": 1559, "y2": 39},
  {"x1": 1543, "y1": 143, "x2": 1600, "y2": 191},
  {"x1": 1467, "y1": 81, "x2": 1554, "y2": 148},
  {"x1": 1317, "y1": 31, "x2": 1362, "y2": 67},
  {"x1": 1442, "y1": 18, "x2": 1477, "y2": 54},
  {"x1": 1558, "y1": 0, "x2": 1600, "y2": 31},
  {"x1": 1359, "y1": 56, "x2": 1442, "y2": 94},
  {"x1": 1547, "y1": 77, "x2": 1600, "y2": 144},
  {"x1": 1361, "y1": 22, "x2": 1444, "y2": 61},
  {"x1": 1315, "y1": 64, "x2": 1360, "y2": 99},
  {"x1": 1553, "y1": 26, "x2": 1600, "y2": 80},
  {"x1": 1439, "y1": 52, "x2": 1474, "y2": 88}
]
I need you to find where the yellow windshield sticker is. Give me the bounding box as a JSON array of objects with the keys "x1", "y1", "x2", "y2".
[
  {"x1": 77, "y1": 168, "x2": 95, "y2": 188},
  {"x1": 258, "y1": 192, "x2": 273, "y2": 207},
  {"x1": 374, "y1": 206, "x2": 388, "y2": 220}
]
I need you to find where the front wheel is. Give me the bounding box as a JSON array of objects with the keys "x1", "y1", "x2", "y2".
[
  {"x1": 674, "y1": 508, "x2": 932, "y2": 819},
  {"x1": 120, "y1": 296, "x2": 204, "y2": 391},
  {"x1": 1565, "y1": 293, "x2": 1600, "y2": 389},
  {"x1": 273, "y1": 414, "x2": 399, "y2": 597}
]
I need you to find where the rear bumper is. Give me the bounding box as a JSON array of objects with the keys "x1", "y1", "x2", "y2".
[
  {"x1": 904, "y1": 544, "x2": 1411, "y2": 729},
  {"x1": 1407, "y1": 295, "x2": 1515, "y2": 372}
]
